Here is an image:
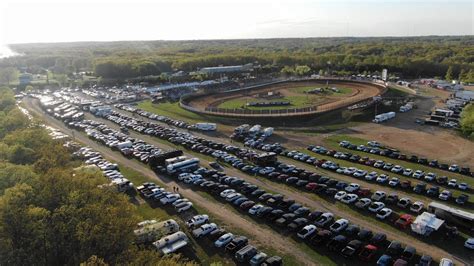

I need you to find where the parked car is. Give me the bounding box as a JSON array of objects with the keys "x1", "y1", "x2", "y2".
[{"x1": 215, "y1": 233, "x2": 234, "y2": 248}]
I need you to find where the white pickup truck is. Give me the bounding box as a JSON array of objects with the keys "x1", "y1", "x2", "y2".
[
  {"x1": 192, "y1": 223, "x2": 218, "y2": 238},
  {"x1": 186, "y1": 214, "x2": 209, "y2": 228}
]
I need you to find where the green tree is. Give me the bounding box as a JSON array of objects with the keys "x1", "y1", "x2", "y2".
[
  {"x1": 445, "y1": 66, "x2": 454, "y2": 81},
  {"x1": 295, "y1": 65, "x2": 311, "y2": 76},
  {"x1": 0, "y1": 67, "x2": 18, "y2": 85}
]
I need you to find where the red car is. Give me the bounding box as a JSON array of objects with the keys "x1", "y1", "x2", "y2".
[
  {"x1": 305, "y1": 182, "x2": 318, "y2": 191},
  {"x1": 395, "y1": 214, "x2": 414, "y2": 229},
  {"x1": 358, "y1": 244, "x2": 378, "y2": 261},
  {"x1": 357, "y1": 188, "x2": 371, "y2": 197}
]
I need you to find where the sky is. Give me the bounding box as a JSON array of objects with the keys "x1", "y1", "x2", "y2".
[{"x1": 0, "y1": 0, "x2": 472, "y2": 48}]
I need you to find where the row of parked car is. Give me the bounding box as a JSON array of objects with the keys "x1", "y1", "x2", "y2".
[
  {"x1": 166, "y1": 160, "x2": 440, "y2": 265},
  {"x1": 45, "y1": 95, "x2": 288, "y2": 265},
  {"x1": 338, "y1": 140, "x2": 473, "y2": 177},
  {"x1": 281, "y1": 148, "x2": 470, "y2": 206},
  {"x1": 66, "y1": 141, "x2": 135, "y2": 192},
  {"x1": 57, "y1": 94, "x2": 452, "y2": 265},
  {"x1": 332, "y1": 142, "x2": 471, "y2": 192}
]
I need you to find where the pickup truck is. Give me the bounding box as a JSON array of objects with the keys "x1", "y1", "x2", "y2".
[
  {"x1": 186, "y1": 214, "x2": 209, "y2": 228},
  {"x1": 192, "y1": 223, "x2": 218, "y2": 238}
]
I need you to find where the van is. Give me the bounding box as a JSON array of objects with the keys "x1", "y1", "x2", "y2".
[{"x1": 235, "y1": 245, "x2": 258, "y2": 262}]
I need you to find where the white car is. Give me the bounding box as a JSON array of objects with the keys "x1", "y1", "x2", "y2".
[
  {"x1": 172, "y1": 198, "x2": 190, "y2": 206},
  {"x1": 397, "y1": 197, "x2": 411, "y2": 208},
  {"x1": 334, "y1": 191, "x2": 347, "y2": 200},
  {"x1": 458, "y1": 183, "x2": 469, "y2": 190},
  {"x1": 448, "y1": 179, "x2": 457, "y2": 188},
  {"x1": 225, "y1": 192, "x2": 242, "y2": 202},
  {"x1": 160, "y1": 193, "x2": 181, "y2": 204},
  {"x1": 402, "y1": 168, "x2": 413, "y2": 176},
  {"x1": 341, "y1": 194, "x2": 358, "y2": 204},
  {"x1": 412, "y1": 170, "x2": 425, "y2": 179},
  {"x1": 344, "y1": 167, "x2": 357, "y2": 175},
  {"x1": 376, "y1": 174, "x2": 389, "y2": 183},
  {"x1": 373, "y1": 161, "x2": 385, "y2": 168},
  {"x1": 439, "y1": 258, "x2": 454, "y2": 266},
  {"x1": 345, "y1": 183, "x2": 360, "y2": 192},
  {"x1": 424, "y1": 172, "x2": 436, "y2": 182},
  {"x1": 410, "y1": 201, "x2": 424, "y2": 213},
  {"x1": 186, "y1": 214, "x2": 209, "y2": 228},
  {"x1": 376, "y1": 208, "x2": 392, "y2": 219},
  {"x1": 336, "y1": 167, "x2": 347, "y2": 174},
  {"x1": 365, "y1": 172, "x2": 378, "y2": 181},
  {"x1": 368, "y1": 202, "x2": 385, "y2": 213},
  {"x1": 297, "y1": 224, "x2": 317, "y2": 239},
  {"x1": 214, "y1": 233, "x2": 234, "y2": 247},
  {"x1": 339, "y1": 140, "x2": 350, "y2": 147},
  {"x1": 464, "y1": 238, "x2": 474, "y2": 249},
  {"x1": 178, "y1": 172, "x2": 191, "y2": 181},
  {"x1": 367, "y1": 141, "x2": 381, "y2": 147},
  {"x1": 371, "y1": 191, "x2": 387, "y2": 201},
  {"x1": 439, "y1": 190, "x2": 452, "y2": 201},
  {"x1": 250, "y1": 252, "x2": 268, "y2": 266},
  {"x1": 391, "y1": 165, "x2": 404, "y2": 173},
  {"x1": 329, "y1": 219, "x2": 349, "y2": 233},
  {"x1": 388, "y1": 177, "x2": 400, "y2": 187},
  {"x1": 355, "y1": 198, "x2": 371, "y2": 209},
  {"x1": 220, "y1": 189, "x2": 236, "y2": 198},
  {"x1": 353, "y1": 170, "x2": 367, "y2": 178},
  {"x1": 175, "y1": 202, "x2": 193, "y2": 213},
  {"x1": 449, "y1": 164, "x2": 460, "y2": 172},
  {"x1": 248, "y1": 204, "x2": 264, "y2": 215}
]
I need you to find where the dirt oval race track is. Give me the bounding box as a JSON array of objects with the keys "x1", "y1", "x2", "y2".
[{"x1": 183, "y1": 80, "x2": 385, "y2": 118}]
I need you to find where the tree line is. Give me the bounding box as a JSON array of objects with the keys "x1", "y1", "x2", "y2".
[
  {"x1": 0, "y1": 87, "x2": 195, "y2": 265},
  {"x1": 1, "y1": 36, "x2": 473, "y2": 81}
]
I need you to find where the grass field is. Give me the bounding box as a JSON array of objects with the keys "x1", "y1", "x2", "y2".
[
  {"x1": 138, "y1": 100, "x2": 204, "y2": 123},
  {"x1": 217, "y1": 95, "x2": 318, "y2": 110},
  {"x1": 217, "y1": 86, "x2": 353, "y2": 110},
  {"x1": 288, "y1": 86, "x2": 353, "y2": 96}
]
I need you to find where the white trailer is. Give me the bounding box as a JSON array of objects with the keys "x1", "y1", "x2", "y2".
[
  {"x1": 165, "y1": 156, "x2": 187, "y2": 166},
  {"x1": 153, "y1": 231, "x2": 189, "y2": 254},
  {"x1": 134, "y1": 219, "x2": 180, "y2": 244},
  {"x1": 373, "y1": 112, "x2": 396, "y2": 123},
  {"x1": 195, "y1": 122, "x2": 217, "y2": 131},
  {"x1": 115, "y1": 141, "x2": 133, "y2": 150},
  {"x1": 166, "y1": 158, "x2": 200, "y2": 174}
]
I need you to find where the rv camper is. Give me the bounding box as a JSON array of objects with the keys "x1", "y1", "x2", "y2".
[
  {"x1": 153, "y1": 231, "x2": 189, "y2": 254},
  {"x1": 134, "y1": 219, "x2": 180, "y2": 244}
]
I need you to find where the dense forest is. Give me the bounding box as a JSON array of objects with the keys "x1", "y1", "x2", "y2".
[
  {"x1": 1, "y1": 36, "x2": 473, "y2": 81},
  {"x1": 0, "y1": 88, "x2": 193, "y2": 265}
]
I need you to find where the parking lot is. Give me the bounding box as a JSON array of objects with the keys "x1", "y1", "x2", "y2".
[{"x1": 22, "y1": 90, "x2": 474, "y2": 265}]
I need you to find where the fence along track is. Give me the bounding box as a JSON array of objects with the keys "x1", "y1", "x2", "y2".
[{"x1": 180, "y1": 79, "x2": 387, "y2": 118}]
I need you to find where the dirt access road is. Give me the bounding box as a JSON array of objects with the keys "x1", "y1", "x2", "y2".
[
  {"x1": 74, "y1": 100, "x2": 470, "y2": 264},
  {"x1": 23, "y1": 98, "x2": 316, "y2": 266}
]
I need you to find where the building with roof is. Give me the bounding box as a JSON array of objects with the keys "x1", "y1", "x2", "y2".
[{"x1": 200, "y1": 63, "x2": 253, "y2": 75}]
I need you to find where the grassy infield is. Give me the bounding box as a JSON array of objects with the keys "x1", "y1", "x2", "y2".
[{"x1": 217, "y1": 86, "x2": 352, "y2": 110}]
